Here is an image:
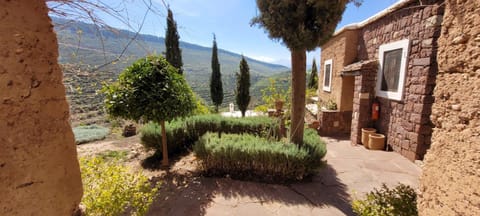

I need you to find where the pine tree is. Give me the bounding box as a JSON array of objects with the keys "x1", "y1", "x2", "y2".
[
  {"x1": 210, "y1": 35, "x2": 223, "y2": 112},
  {"x1": 252, "y1": 0, "x2": 360, "y2": 144},
  {"x1": 236, "y1": 56, "x2": 251, "y2": 117},
  {"x1": 165, "y1": 8, "x2": 183, "y2": 74},
  {"x1": 308, "y1": 59, "x2": 318, "y2": 89}
]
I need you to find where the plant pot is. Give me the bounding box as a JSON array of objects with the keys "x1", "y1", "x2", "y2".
[
  {"x1": 122, "y1": 124, "x2": 136, "y2": 137},
  {"x1": 361, "y1": 128, "x2": 376, "y2": 147},
  {"x1": 369, "y1": 133, "x2": 385, "y2": 150},
  {"x1": 275, "y1": 100, "x2": 284, "y2": 111}
]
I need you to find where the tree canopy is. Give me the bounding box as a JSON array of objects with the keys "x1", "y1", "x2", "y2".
[
  {"x1": 102, "y1": 55, "x2": 195, "y2": 122},
  {"x1": 210, "y1": 35, "x2": 223, "y2": 112},
  {"x1": 252, "y1": 0, "x2": 359, "y2": 144},
  {"x1": 235, "y1": 56, "x2": 251, "y2": 117},
  {"x1": 165, "y1": 8, "x2": 183, "y2": 74},
  {"x1": 308, "y1": 59, "x2": 318, "y2": 89},
  {"x1": 252, "y1": 0, "x2": 357, "y2": 51}
]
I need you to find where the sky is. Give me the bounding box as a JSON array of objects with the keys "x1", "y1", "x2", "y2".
[{"x1": 59, "y1": 0, "x2": 400, "y2": 68}]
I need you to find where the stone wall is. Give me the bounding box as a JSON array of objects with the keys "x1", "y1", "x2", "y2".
[
  {"x1": 357, "y1": 0, "x2": 444, "y2": 160},
  {"x1": 0, "y1": 1, "x2": 83, "y2": 215},
  {"x1": 418, "y1": 0, "x2": 480, "y2": 215},
  {"x1": 318, "y1": 110, "x2": 352, "y2": 136}
]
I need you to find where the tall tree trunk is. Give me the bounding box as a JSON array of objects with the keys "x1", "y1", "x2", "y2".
[
  {"x1": 161, "y1": 120, "x2": 169, "y2": 166},
  {"x1": 290, "y1": 49, "x2": 307, "y2": 145}
]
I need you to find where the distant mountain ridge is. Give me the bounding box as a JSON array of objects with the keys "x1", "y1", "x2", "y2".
[{"x1": 52, "y1": 16, "x2": 289, "y2": 108}]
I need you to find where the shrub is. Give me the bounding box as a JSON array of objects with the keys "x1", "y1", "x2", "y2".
[
  {"x1": 73, "y1": 125, "x2": 110, "y2": 144},
  {"x1": 140, "y1": 115, "x2": 279, "y2": 156},
  {"x1": 193, "y1": 128, "x2": 326, "y2": 182},
  {"x1": 352, "y1": 183, "x2": 418, "y2": 216},
  {"x1": 79, "y1": 157, "x2": 159, "y2": 216},
  {"x1": 140, "y1": 120, "x2": 189, "y2": 155}
]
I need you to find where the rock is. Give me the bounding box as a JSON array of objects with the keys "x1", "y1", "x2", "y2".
[{"x1": 452, "y1": 34, "x2": 468, "y2": 44}]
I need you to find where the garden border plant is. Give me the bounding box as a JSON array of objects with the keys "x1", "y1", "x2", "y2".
[{"x1": 140, "y1": 114, "x2": 326, "y2": 182}]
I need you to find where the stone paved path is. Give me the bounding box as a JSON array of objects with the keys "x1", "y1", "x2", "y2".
[{"x1": 147, "y1": 136, "x2": 421, "y2": 216}]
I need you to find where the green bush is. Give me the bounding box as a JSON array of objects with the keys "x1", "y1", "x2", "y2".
[
  {"x1": 193, "y1": 128, "x2": 326, "y2": 182},
  {"x1": 140, "y1": 115, "x2": 279, "y2": 156},
  {"x1": 73, "y1": 125, "x2": 110, "y2": 144},
  {"x1": 352, "y1": 183, "x2": 418, "y2": 216},
  {"x1": 80, "y1": 157, "x2": 159, "y2": 216}
]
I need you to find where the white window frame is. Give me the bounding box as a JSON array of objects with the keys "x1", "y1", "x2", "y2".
[
  {"x1": 323, "y1": 59, "x2": 333, "y2": 92},
  {"x1": 376, "y1": 39, "x2": 410, "y2": 101}
]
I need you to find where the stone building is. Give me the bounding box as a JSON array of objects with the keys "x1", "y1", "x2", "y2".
[{"x1": 318, "y1": 0, "x2": 444, "y2": 161}]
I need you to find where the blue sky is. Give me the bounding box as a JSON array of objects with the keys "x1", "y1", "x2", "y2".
[{"x1": 66, "y1": 0, "x2": 400, "y2": 67}]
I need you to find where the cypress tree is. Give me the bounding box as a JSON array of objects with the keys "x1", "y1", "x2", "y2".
[
  {"x1": 165, "y1": 8, "x2": 183, "y2": 74},
  {"x1": 308, "y1": 59, "x2": 318, "y2": 89},
  {"x1": 235, "y1": 56, "x2": 251, "y2": 117},
  {"x1": 210, "y1": 35, "x2": 223, "y2": 112}
]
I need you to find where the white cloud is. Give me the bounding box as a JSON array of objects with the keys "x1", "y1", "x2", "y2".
[{"x1": 249, "y1": 55, "x2": 276, "y2": 63}]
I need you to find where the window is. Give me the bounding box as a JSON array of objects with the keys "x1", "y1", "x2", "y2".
[
  {"x1": 323, "y1": 59, "x2": 333, "y2": 92},
  {"x1": 376, "y1": 39, "x2": 409, "y2": 101}
]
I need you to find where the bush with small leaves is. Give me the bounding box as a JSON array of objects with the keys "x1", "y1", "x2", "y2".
[
  {"x1": 352, "y1": 183, "x2": 418, "y2": 216},
  {"x1": 79, "y1": 157, "x2": 159, "y2": 216}
]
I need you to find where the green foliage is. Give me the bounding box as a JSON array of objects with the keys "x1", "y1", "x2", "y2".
[
  {"x1": 73, "y1": 125, "x2": 110, "y2": 144},
  {"x1": 306, "y1": 88, "x2": 317, "y2": 100},
  {"x1": 102, "y1": 55, "x2": 196, "y2": 123},
  {"x1": 193, "y1": 128, "x2": 326, "y2": 182},
  {"x1": 165, "y1": 8, "x2": 183, "y2": 74},
  {"x1": 260, "y1": 78, "x2": 291, "y2": 109},
  {"x1": 324, "y1": 99, "x2": 338, "y2": 110},
  {"x1": 79, "y1": 157, "x2": 159, "y2": 216},
  {"x1": 252, "y1": 0, "x2": 358, "y2": 50},
  {"x1": 308, "y1": 59, "x2": 318, "y2": 89},
  {"x1": 235, "y1": 56, "x2": 251, "y2": 117},
  {"x1": 140, "y1": 115, "x2": 278, "y2": 156},
  {"x1": 352, "y1": 183, "x2": 418, "y2": 216},
  {"x1": 193, "y1": 92, "x2": 211, "y2": 115},
  {"x1": 210, "y1": 35, "x2": 224, "y2": 112}
]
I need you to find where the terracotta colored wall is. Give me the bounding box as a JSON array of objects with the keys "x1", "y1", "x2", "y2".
[
  {"x1": 358, "y1": 1, "x2": 444, "y2": 160},
  {"x1": 0, "y1": 1, "x2": 83, "y2": 215},
  {"x1": 319, "y1": 29, "x2": 359, "y2": 111},
  {"x1": 418, "y1": 0, "x2": 480, "y2": 215}
]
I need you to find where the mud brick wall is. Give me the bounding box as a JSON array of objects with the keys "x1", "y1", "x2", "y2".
[
  {"x1": 318, "y1": 110, "x2": 352, "y2": 136},
  {"x1": 357, "y1": 1, "x2": 444, "y2": 160},
  {"x1": 418, "y1": 0, "x2": 480, "y2": 215},
  {"x1": 0, "y1": 1, "x2": 83, "y2": 215}
]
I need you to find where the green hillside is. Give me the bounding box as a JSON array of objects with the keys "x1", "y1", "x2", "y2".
[{"x1": 52, "y1": 17, "x2": 289, "y2": 107}]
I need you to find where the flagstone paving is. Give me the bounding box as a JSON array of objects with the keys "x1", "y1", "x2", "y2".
[{"x1": 147, "y1": 136, "x2": 421, "y2": 216}]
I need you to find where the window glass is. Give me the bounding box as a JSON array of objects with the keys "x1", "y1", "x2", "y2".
[
  {"x1": 324, "y1": 64, "x2": 331, "y2": 88},
  {"x1": 381, "y1": 48, "x2": 402, "y2": 92}
]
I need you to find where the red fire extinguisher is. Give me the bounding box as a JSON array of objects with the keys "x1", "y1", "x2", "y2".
[{"x1": 372, "y1": 100, "x2": 380, "y2": 121}]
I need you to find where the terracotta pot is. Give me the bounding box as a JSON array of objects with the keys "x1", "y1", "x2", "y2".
[
  {"x1": 275, "y1": 100, "x2": 284, "y2": 111},
  {"x1": 361, "y1": 128, "x2": 376, "y2": 147},
  {"x1": 369, "y1": 133, "x2": 385, "y2": 150}
]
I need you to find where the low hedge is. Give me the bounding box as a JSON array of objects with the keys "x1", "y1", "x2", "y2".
[
  {"x1": 140, "y1": 115, "x2": 278, "y2": 155},
  {"x1": 193, "y1": 129, "x2": 326, "y2": 182},
  {"x1": 73, "y1": 125, "x2": 110, "y2": 144}
]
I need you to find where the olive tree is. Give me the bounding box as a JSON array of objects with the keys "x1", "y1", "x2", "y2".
[
  {"x1": 252, "y1": 0, "x2": 360, "y2": 144},
  {"x1": 102, "y1": 55, "x2": 196, "y2": 166}
]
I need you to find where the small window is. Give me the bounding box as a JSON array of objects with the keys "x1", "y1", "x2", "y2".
[
  {"x1": 323, "y1": 59, "x2": 333, "y2": 92},
  {"x1": 376, "y1": 39, "x2": 409, "y2": 101}
]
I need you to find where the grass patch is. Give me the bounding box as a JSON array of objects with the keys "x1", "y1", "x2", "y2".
[
  {"x1": 97, "y1": 150, "x2": 129, "y2": 161},
  {"x1": 73, "y1": 125, "x2": 110, "y2": 144}
]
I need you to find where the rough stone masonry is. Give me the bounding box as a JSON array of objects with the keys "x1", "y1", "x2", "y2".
[{"x1": 0, "y1": 0, "x2": 83, "y2": 215}]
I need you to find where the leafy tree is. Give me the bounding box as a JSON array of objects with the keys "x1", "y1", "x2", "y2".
[
  {"x1": 210, "y1": 35, "x2": 223, "y2": 112},
  {"x1": 235, "y1": 56, "x2": 251, "y2": 117},
  {"x1": 102, "y1": 55, "x2": 196, "y2": 166},
  {"x1": 308, "y1": 59, "x2": 318, "y2": 89},
  {"x1": 252, "y1": 0, "x2": 360, "y2": 144},
  {"x1": 165, "y1": 8, "x2": 183, "y2": 74}
]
